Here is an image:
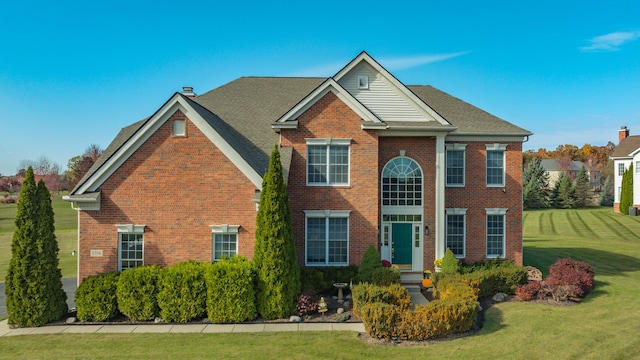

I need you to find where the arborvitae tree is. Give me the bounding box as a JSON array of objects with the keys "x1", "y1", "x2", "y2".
[
  {"x1": 620, "y1": 164, "x2": 634, "y2": 215},
  {"x1": 599, "y1": 176, "x2": 614, "y2": 206},
  {"x1": 553, "y1": 172, "x2": 575, "y2": 209},
  {"x1": 253, "y1": 145, "x2": 300, "y2": 319},
  {"x1": 357, "y1": 245, "x2": 382, "y2": 283},
  {"x1": 523, "y1": 157, "x2": 550, "y2": 209},
  {"x1": 5, "y1": 167, "x2": 67, "y2": 327},
  {"x1": 573, "y1": 166, "x2": 592, "y2": 208},
  {"x1": 441, "y1": 248, "x2": 460, "y2": 274}
]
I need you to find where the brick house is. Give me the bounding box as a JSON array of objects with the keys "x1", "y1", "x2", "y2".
[
  {"x1": 611, "y1": 126, "x2": 640, "y2": 213},
  {"x1": 64, "y1": 52, "x2": 532, "y2": 284}
]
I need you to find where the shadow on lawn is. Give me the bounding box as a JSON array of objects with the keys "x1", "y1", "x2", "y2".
[{"x1": 524, "y1": 246, "x2": 640, "y2": 277}]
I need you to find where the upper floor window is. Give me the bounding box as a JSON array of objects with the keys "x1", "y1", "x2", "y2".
[
  {"x1": 210, "y1": 224, "x2": 239, "y2": 262},
  {"x1": 486, "y1": 144, "x2": 507, "y2": 187},
  {"x1": 116, "y1": 224, "x2": 145, "y2": 271},
  {"x1": 446, "y1": 143, "x2": 467, "y2": 187},
  {"x1": 173, "y1": 119, "x2": 186, "y2": 136},
  {"x1": 619, "y1": 163, "x2": 626, "y2": 176},
  {"x1": 382, "y1": 157, "x2": 422, "y2": 206},
  {"x1": 306, "y1": 138, "x2": 351, "y2": 186}
]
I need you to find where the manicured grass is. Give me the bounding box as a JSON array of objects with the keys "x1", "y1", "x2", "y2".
[
  {"x1": 0, "y1": 193, "x2": 77, "y2": 281},
  {"x1": 1, "y1": 207, "x2": 640, "y2": 359}
]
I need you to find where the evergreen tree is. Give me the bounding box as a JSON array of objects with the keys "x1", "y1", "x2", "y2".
[
  {"x1": 5, "y1": 167, "x2": 67, "y2": 327},
  {"x1": 620, "y1": 164, "x2": 634, "y2": 215},
  {"x1": 357, "y1": 245, "x2": 382, "y2": 283},
  {"x1": 523, "y1": 157, "x2": 550, "y2": 209},
  {"x1": 599, "y1": 176, "x2": 614, "y2": 206},
  {"x1": 573, "y1": 166, "x2": 592, "y2": 208},
  {"x1": 253, "y1": 145, "x2": 300, "y2": 319},
  {"x1": 553, "y1": 172, "x2": 575, "y2": 209}
]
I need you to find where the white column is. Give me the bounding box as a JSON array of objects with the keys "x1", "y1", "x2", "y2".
[{"x1": 435, "y1": 134, "x2": 446, "y2": 260}]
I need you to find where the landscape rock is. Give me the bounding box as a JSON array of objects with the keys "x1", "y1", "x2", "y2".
[
  {"x1": 289, "y1": 315, "x2": 301, "y2": 323},
  {"x1": 336, "y1": 308, "x2": 344, "y2": 314},
  {"x1": 154, "y1": 317, "x2": 162, "y2": 324},
  {"x1": 65, "y1": 317, "x2": 76, "y2": 324},
  {"x1": 492, "y1": 292, "x2": 509, "y2": 302}
]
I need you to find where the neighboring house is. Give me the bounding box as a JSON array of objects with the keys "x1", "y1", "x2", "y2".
[
  {"x1": 540, "y1": 159, "x2": 589, "y2": 189},
  {"x1": 610, "y1": 126, "x2": 640, "y2": 213},
  {"x1": 64, "y1": 52, "x2": 532, "y2": 284}
]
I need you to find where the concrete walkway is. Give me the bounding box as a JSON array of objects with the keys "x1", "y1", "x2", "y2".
[{"x1": 0, "y1": 319, "x2": 365, "y2": 337}]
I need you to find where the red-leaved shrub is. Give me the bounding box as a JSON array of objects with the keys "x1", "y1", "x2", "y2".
[
  {"x1": 547, "y1": 258, "x2": 594, "y2": 297},
  {"x1": 516, "y1": 281, "x2": 543, "y2": 301},
  {"x1": 295, "y1": 290, "x2": 319, "y2": 316}
]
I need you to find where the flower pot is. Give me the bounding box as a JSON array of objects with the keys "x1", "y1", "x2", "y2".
[{"x1": 422, "y1": 279, "x2": 433, "y2": 288}]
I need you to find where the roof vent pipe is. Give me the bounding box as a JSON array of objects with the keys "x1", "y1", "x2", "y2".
[{"x1": 182, "y1": 86, "x2": 196, "y2": 98}]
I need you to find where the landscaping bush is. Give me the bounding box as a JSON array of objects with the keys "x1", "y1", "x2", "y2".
[
  {"x1": 547, "y1": 258, "x2": 594, "y2": 296},
  {"x1": 515, "y1": 281, "x2": 543, "y2": 301},
  {"x1": 117, "y1": 265, "x2": 161, "y2": 321},
  {"x1": 455, "y1": 265, "x2": 527, "y2": 298},
  {"x1": 157, "y1": 261, "x2": 207, "y2": 323},
  {"x1": 75, "y1": 272, "x2": 120, "y2": 322},
  {"x1": 399, "y1": 297, "x2": 479, "y2": 340},
  {"x1": 357, "y1": 245, "x2": 382, "y2": 283},
  {"x1": 371, "y1": 266, "x2": 400, "y2": 286},
  {"x1": 205, "y1": 256, "x2": 257, "y2": 323},
  {"x1": 351, "y1": 283, "x2": 411, "y2": 318},
  {"x1": 441, "y1": 248, "x2": 460, "y2": 274},
  {"x1": 433, "y1": 274, "x2": 479, "y2": 301},
  {"x1": 300, "y1": 265, "x2": 359, "y2": 293},
  {"x1": 295, "y1": 290, "x2": 319, "y2": 316},
  {"x1": 358, "y1": 302, "x2": 403, "y2": 339}
]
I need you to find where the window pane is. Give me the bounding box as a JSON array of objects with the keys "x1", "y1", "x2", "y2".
[
  {"x1": 120, "y1": 233, "x2": 143, "y2": 270},
  {"x1": 382, "y1": 158, "x2": 422, "y2": 206},
  {"x1": 446, "y1": 214, "x2": 465, "y2": 256},
  {"x1": 306, "y1": 218, "x2": 326, "y2": 263},
  {"x1": 328, "y1": 218, "x2": 348, "y2": 264},
  {"x1": 213, "y1": 233, "x2": 237, "y2": 261},
  {"x1": 307, "y1": 146, "x2": 327, "y2": 183},
  {"x1": 486, "y1": 151, "x2": 504, "y2": 185},
  {"x1": 446, "y1": 150, "x2": 464, "y2": 185},
  {"x1": 486, "y1": 215, "x2": 504, "y2": 256}
]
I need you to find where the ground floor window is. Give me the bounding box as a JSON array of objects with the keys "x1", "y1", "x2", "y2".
[
  {"x1": 486, "y1": 208, "x2": 507, "y2": 257},
  {"x1": 210, "y1": 225, "x2": 239, "y2": 262},
  {"x1": 304, "y1": 210, "x2": 350, "y2": 266},
  {"x1": 116, "y1": 224, "x2": 145, "y2": 271},
  {"x1": 445, "y1": 208, "x2": 467, "y2": 257}
]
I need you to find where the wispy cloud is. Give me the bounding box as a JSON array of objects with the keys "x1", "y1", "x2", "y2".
[
  {"x1": 580, "y1": 30, "x2": 640, "y2": 52},
  {"x1": 287, "y1": 51, "x2": 470, "y2": 77},
  {"x1": 378, "y1": 51, "x2": 471, "y2": 71}
]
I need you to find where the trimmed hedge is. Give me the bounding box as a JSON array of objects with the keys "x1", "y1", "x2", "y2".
[
  {"x1": 371, "y1": 266, "x2": 401, "y2": 287},
  {"x1": 358, "y1": 302, "x2": 403, "y2": 339},
  {"x1": 300, "y1": 265, "x2": 358, "y2": 293},
  {"x1": 399, "y1": 297, "x2": 479, "y2": 340},
  {"x1": 117, "y1": 265, "x2": 162, "y2": 321},
  {"x1": 75, "y1": 272, "x2": 120, "y2": 321},
  {"x1": 352, "y1": 283, "x2": 411, "y2": 318},
  {"x1": 451, "y1": 265, "x2": 527, "y2": 298},
  {"x1": 205, "y1": 257, "x2": 257, "y2": 323},
  {"x1": 157, "y1": 261, "x2": 207, "y2": 323}
]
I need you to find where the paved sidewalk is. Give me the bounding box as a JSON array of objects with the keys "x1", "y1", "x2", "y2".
[{"x1": 0, "y1": 319, "x2": 364, "y2": 337}]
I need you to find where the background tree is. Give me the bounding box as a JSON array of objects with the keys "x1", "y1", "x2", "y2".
[
  {"x1": 66, "y1": 144, "x2": 104, "y2": 190},
  {"x1": 19, "y1": 157, "x2": 61, "y2": 193},
  {"x1": 253, "y1": 145, "x2": 300, "y2": 319},
  {"x1": 619, "y1": 164, "x2": 634, "y2": 215},
  {"x1": 573, "y1": 166, "x2": 592, "y2": 208},
  {"x1": 523, "y1": 157, "x2": 550, "y2": 209},
  {"x1": 5, "y1": 167, "x2": 67, "y2": 327},
  {"x1": 599, "y1": 176, "x2": 614, "y2": 206},
  {"x1": 552, "y1": 172, "x2": 574, "y2": 209}
]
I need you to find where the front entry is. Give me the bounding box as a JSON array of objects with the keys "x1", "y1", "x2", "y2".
[{"x1": 392, "y1": 223, "x2": 412, "y2": 266}]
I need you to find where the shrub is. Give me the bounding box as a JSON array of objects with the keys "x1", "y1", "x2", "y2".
[
  {"x1": 300, "y1": 267, "x2": 325, "y2": 292},
  {"x1": 399, "y1": 297, "x2": 479, "y2": 340},
  {"x1": 351, "y1": 283, "x2": 411, "y2": 317},
  {"x1": 547, "y1": 258, "x2": 594, "y2": 296},
  {"x1": 295, "y1": 290, "x2": 319, "y2": 316},
  {"x1": 334, "y1": 312, "x2": 351, "y2": 322},
  {"x1": 358, "y1": 245, "x2": 382, "y2": 283},
  {"x1": 434, "y1": 274, "x2": 478, "y2": 301},
  {"x1": 371, "y1": 266, "x2": 400, "y2": 286},
  {"x1": 117, "y1": 265, "x2": 161, "y2": 321},
  {"x1": 441, "y1": 248, "x2": 460, "y2": 274},
  {"x1": 458, "y1": 265, "x2": 527, "y2": 298},
  {"x1": 75, "y1": 272, "x2": 120, "y2": 322},
  {"x1": 515, "y1": 281, "x2": 543, "y2": 301},
  {"x1": 358, "y1": 302, "x2": 403, "y2": 339},
  {"x1": 205, "y1": 257, "x2": 257, "y2": 323},
  {"x1": 157, "y1": 261, "x2": 207, "y2": 323}
]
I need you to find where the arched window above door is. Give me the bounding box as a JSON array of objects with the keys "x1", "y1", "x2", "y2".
[{"x1": 382, "y1": 157, "x2": 423, "y2": 206}]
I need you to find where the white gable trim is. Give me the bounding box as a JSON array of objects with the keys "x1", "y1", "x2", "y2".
[
  {"x1": 76, "y1": 94, "x2": 264, "y2": 194},
  {"x1": 274, "y1": 79, "x2": 382, "y2": 125},
  {"x1": 333, "y1": 52, "x2": 450, "y2": 126}
]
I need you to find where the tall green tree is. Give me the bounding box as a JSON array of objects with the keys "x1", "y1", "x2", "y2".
[
  {"x1": 573, "y1": 166, "x2": 592, "y2": 208},
  {"x1": 599, "y1": 176, "x2": 614, "y2": 206},
  {"x1": 5, "y1": 167, "x2": 67, "y2": 327},
  {"x1": 523, "y1": 157, "x2": 550, "y2": 209},
  {"x1": 620, "y1": 164, "x2": 634, "y2": 215},
  {"x1": 552, "y1": 172, "x2": 574, "y2": 209},
  {"x1": 253, "y1": 145, "x2": 300, "y2": 319}
]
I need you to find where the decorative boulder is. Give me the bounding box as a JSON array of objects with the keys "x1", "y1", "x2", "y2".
[
  {"x1": 492, "y1": 292, "x2": 509, "y2": 302},
  {"x1": 289, "y1": 315, "x2": 302, "y2": 323}
]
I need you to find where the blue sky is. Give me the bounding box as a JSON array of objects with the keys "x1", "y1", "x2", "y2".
[{"x1": 1, "y1": 0, "x2": 639, "y2": 175}]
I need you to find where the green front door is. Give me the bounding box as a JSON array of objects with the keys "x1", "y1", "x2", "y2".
[{"x1": 392, "y1": 223, "x2": 412, "y2": 265}]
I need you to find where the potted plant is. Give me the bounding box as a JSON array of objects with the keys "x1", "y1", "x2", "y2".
[
  {"x1": 422, "y1": 270, "x2": 433, "y2": 288},
  {"x1": 434, "y1": 258, "x2": 443, "y2": 272}
]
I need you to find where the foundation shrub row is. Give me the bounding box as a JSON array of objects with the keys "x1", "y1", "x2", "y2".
[{"x1": 75, "y1": 258, "x2": 257, "y2": 323}]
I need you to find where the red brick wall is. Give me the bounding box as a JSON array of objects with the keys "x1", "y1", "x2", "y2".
[
  {"x1": 78, "y1": 110, "x2": 259, "y2": 281},
  {"x1": 280, "y1": 91, "x2": 379, "y2": 266},
  {"x1": 445, "y1": 141, "x2": 523, "y2": 265}
]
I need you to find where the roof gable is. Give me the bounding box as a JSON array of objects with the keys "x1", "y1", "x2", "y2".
[{"x1": 611, "y1": 135, "x2": 640, "y2": 158}]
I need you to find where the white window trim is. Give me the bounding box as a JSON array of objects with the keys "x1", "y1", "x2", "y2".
[
  {"x1": 358, "y1": 75, "x2": 369, "y2": 89},
  {"x1": 485, "y1": 144, "x2": 507, "y2": 187},
  {"x1": 116, "y1": 224, "x2": 146, "y2": 272},
  {"x1": 445, "y1": 208, "x2": 467, "y2": 258},
  {"x1": 485, "y1": 208, "x2": 507, "y2": 258},
  {"x1": 636, "y1": 162, "x2": 640, "y2": 173},
  {"x1": 445, "y1": 143, "x2": 467, "y2": 187},
  {"x1": 619, "y1": 163, "x2": 626, "y2": 176},
  {"x1": 305, "y1": 138, "x2": 351, "y2": 186},
  {"x1": 173, "y1": 119, "x2": 186, "y2": 137},
  {"x1": 304, "y1": 210, "x2": 351, "y2": 266},
  {"x1": 210, "y1": 225, "x2": 240, "y2": 262}
]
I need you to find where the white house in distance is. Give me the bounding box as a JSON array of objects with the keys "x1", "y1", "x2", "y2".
[
  {"x1": 610, "y1": 126, "x2": 640, "y2": 213},
  {"x1": 540, "y1": 159, "x2": 587, "y2": 189}
]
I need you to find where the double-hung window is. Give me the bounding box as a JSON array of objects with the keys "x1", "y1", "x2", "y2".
[
  {"x1": 445, "y1": 208, "x2": 467, "y2": 257},
  {"x1": 619, "y1": 163, "x2": 626, "y2": 176},
  {"x1": 304, "y1": 210, "x2": 350, "y2": 266},
  {"x1": 116, "y1": 224, "x2": 145, "y2": 271},
  {"x1": 210, "y1": 224, "x2": 239, "y2": 262},
  {"x1": 486, "y1": 208, "x2": 507, "y2": 258},
  {"x1": 486, "y1": 144, "x2": 507, "y2": 187},
  {"x1": 446, "y1": 143, "x2": 466, "y2": 187},
  {"x1": 306, "y1": 138, "x2": 350, "y2": 186}
]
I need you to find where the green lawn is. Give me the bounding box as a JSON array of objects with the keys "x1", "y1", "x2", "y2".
[
  {"x1": 1, "y1": 207, "x2": 640, "y2": 359},
  {"x1": 0, "y1": 193, "x2": 77, "y2": 281}
]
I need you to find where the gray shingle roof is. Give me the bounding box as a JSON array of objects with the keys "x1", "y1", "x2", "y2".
[
  {"x1": 611, "y1": 135, "x2": 640, "y2": 158},
  {"x1": 540, "y1": 159, "x2": 585, "y2": 172}
]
